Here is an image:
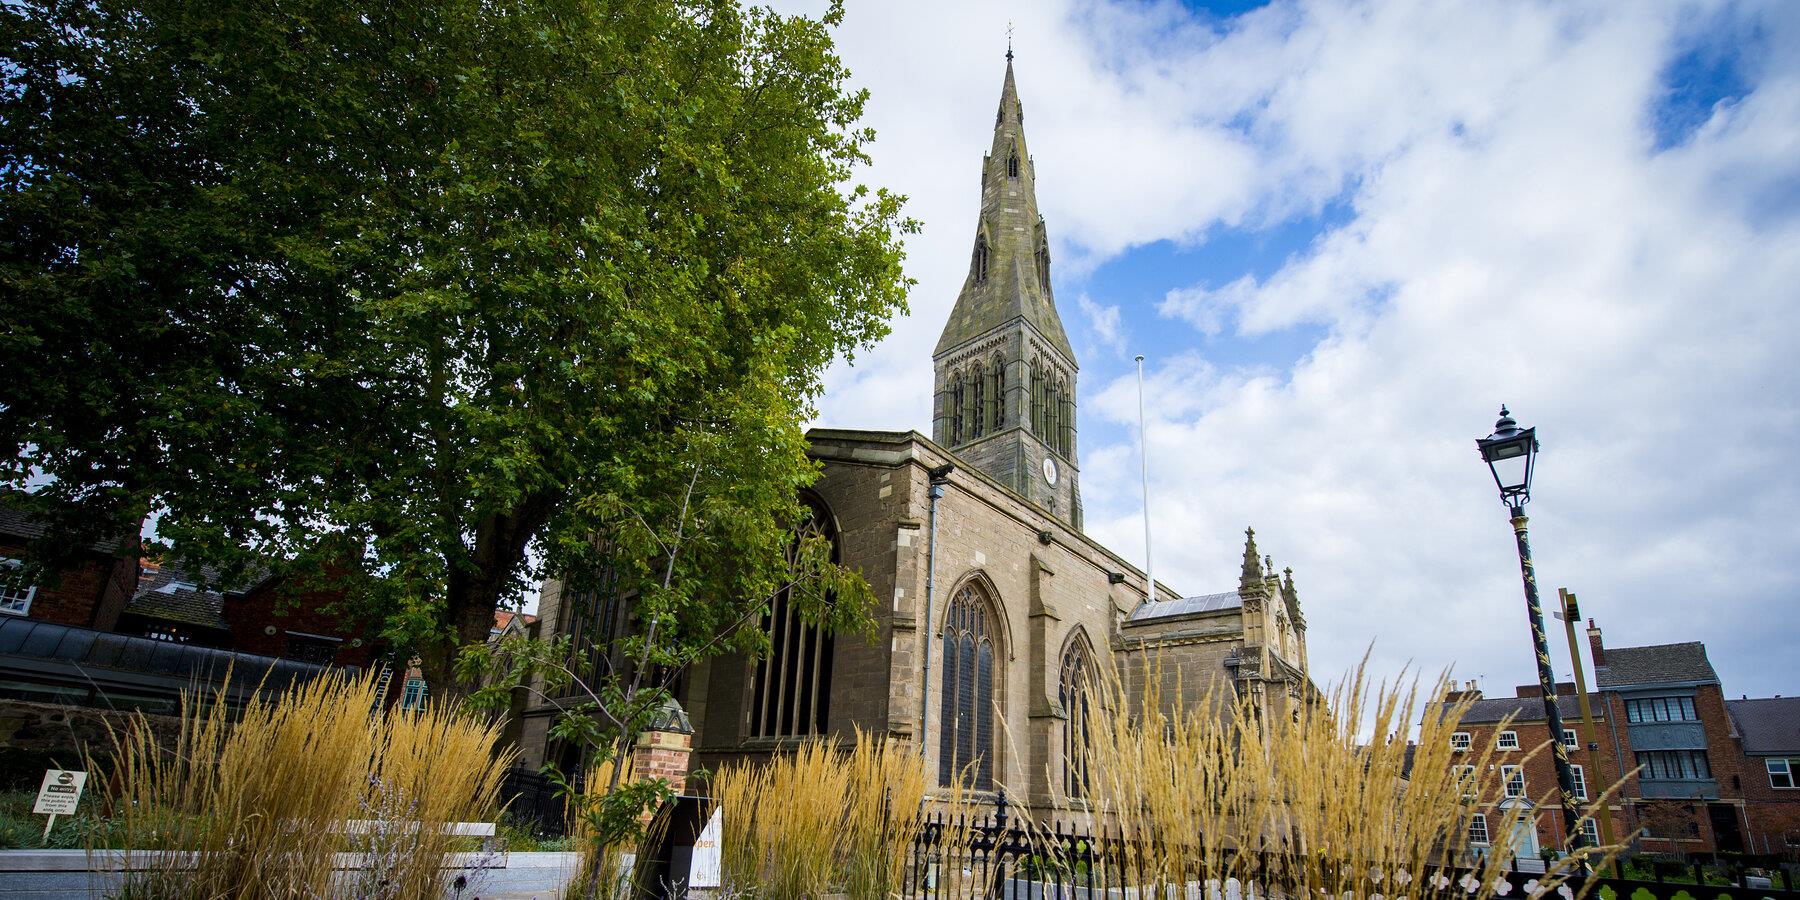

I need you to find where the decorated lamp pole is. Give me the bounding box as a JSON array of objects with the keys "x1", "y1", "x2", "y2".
[{"x1": 1477, "y1": 406, "x2": 1585, "y2": 852}]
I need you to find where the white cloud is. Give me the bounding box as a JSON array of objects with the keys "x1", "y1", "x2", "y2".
[
  {"x1": 1077, "y1": 293, "x2": 1127, "y2": 353},
  {"x1": 803, "y1": 0, "x2": 1800, "y2": 699}
]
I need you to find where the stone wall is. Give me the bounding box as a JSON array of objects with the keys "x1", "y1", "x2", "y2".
[{"x1": 0, "y1": 699, "x2": 179, "y2": 789}]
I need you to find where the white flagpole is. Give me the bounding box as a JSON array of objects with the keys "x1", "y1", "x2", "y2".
[{"x1": 1136, "y1": 354, "x2": 1155, "y2": 604}]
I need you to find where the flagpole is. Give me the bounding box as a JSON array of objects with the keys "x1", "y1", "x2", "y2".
[{"x1": 1136, "y1": 355, "x2": 1154, "y2": 604}]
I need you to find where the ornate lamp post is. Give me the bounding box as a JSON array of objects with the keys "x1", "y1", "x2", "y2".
[{"x1": 1477, "y1": 406, "x2": 1586, "y2": 852}]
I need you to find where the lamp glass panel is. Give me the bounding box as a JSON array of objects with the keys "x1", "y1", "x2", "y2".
[{"x1": 1489, "y1": 453, "x2": 1530, "y2": 491}]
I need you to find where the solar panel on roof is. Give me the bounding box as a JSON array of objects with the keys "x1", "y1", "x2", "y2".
[{"x1": 1128, "y1": 590, "x2": 1242, "y2": 621}]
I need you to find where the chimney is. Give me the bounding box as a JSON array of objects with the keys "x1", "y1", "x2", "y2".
[
  {"x1": 1586, "y1": 618, "x2": 1605, "y2": 666},
  {"x1": 1446, "y1": 680, "x2": 1484, "y2": 703}
]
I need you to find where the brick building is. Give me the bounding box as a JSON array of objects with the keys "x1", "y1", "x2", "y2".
[
  {"x1": 1438, "y1": 621, "x2": 1794, "y2": 861},
  {"x1": 1445, "y1": 682, "x2": 1625, "y2": 858},
  {"x1": 1726, "y1": 697, "x2": 1800, "y2": 854},
  {"x1": 523, "y1": 55, "x2": 1321, "y2": 815},
  {"x1": 118, "y1": 560, "x2": 375, "y2": 668},
  {"x1": 1589, "y1": 629, "x2": 1748, "y2": 855},
  {"x1": 0, "y1": 500, "x2": 139, "y2": 631}
]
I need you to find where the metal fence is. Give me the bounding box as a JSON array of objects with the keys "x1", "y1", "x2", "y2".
[
  {"x1": 498, "y1": 766, "x2": 570, "y2": 837},
  {"x1": 898, "y1": 793, "x2": 1800, "y2": 900}
]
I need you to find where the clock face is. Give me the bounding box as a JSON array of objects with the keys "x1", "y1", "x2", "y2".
[{"x1": 1042, "y1": 457, "x2": 1058, "y2": 486}]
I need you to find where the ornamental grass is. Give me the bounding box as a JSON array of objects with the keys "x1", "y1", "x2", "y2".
[
  {"x1": 710, "y1": 728, "x2": 939, "y2": 899},
  {"x1": 1064, "y1": 656, "x2": 1624, "y2": 900},
  {"x1": 100, "y1": 668, "x2": 511, "y2": 899}
]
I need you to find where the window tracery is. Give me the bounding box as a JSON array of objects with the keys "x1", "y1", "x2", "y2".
[
  {"x1": 939, "y1": 582, "x2": 997, "y2": 790},
  {"x1": 748, "y1": 495, "x2": 837, "y2": 738},
  {"x1": 1060, "y1": 636, "x2": 1093, "y2": 798}
]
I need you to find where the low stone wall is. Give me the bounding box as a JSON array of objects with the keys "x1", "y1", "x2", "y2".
[{"x1": 0, "y1": 699, "x2": 180, "y2": 789}]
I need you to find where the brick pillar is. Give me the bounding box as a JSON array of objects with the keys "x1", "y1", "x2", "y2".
[
  {"x1": 632, "y1": 727, "x2": 693, "y2": 796},
  {"x1": 630, "y1": 698, "x2": 694, "y2": 823}
]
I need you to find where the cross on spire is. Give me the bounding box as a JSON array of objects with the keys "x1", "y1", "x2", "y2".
[{"x1": 1006, "y1": 22, "x2": 1014, "y2": 60}]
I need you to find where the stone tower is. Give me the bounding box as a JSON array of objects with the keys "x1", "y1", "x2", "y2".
[{"x1": 932, "y1": 55, "x2": 1081, "y2": 529}]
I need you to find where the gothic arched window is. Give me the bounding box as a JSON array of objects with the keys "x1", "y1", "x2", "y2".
[
  {"x1": 991, "y1": 356, "x2": 1006, "y2": 430},
  {"x1": 1060, "y1": 637, "x2": 1093, "y2": 798},
  {"x1": 1057, "y1": 379, "x2": 1073, "y2": 457},
  {"x1": 1029, "y1": 361, "x2": 1043, "y2": 437},
  {"x1": 973, "y1": 237, "x2": 989, "y2": 284},
  {"x1": 749, "y1": 494, "x2": 838, "y2": 738},
  {"x1": 1036, "y1": 246, "x2": 1051, "y2": 291},
  {"x1": 939, "y1": 583, "x2": 996, "y2": 789},
  {"x1": 1008, "y1": 150, "x2": 1020, "y2": 179},
  {"x1": 949, "y1": 373, "x2": 966, "y2": 445},
  {"x1": 971, "y1": 363, "x2": 986, "y2": 439}
]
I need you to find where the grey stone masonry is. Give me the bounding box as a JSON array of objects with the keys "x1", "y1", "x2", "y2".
[{"x1": 932, "y1": 58, "x2": 1081, "y2": 529}]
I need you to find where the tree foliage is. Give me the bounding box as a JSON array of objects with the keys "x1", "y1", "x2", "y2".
[{"x1": 0, "y1": 0, "x2": 913, "y2": 683}]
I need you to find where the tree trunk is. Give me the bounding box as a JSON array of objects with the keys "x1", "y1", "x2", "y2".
[{"x1": 419, "y1": 495, "x2": 555, "y2": 697}]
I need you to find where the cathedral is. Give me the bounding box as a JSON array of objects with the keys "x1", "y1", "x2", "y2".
[{"x1": 523, "y1": 57, "x2": 1318, "y2": 813}]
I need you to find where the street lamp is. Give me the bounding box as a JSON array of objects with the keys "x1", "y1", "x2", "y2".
[{"x1": 1477, "y1": 406, "x2": 1587, "y2": 854}]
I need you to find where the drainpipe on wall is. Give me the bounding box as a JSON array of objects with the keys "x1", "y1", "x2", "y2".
[{"x1": 919, "y1": 462, "x2": 954, "y2": 784}]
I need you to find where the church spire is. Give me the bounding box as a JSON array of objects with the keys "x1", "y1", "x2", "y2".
[
  {"x1": 934, "y1": 57, "x2": 1075, "y2": 361},
  {"x1": 931, "y1": 56, "x2": 1083, "y2": 530}
]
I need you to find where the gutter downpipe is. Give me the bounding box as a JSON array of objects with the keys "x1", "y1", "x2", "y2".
[{"x1": 920, "y1": 463, "x2": 953, "y2": 783}]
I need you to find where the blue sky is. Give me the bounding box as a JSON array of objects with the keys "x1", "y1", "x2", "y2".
[{"x1": 805, "y1": 0, "x2": 1800, "y2": 701}]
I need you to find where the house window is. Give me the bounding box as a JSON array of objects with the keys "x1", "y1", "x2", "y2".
[
  {"x1": 1468, "y1": 813, "x2": 1490, "y2": 846},
  {"x1": 1451, "y1": 732, "x2": 1472, "y2": 752},
  {"x1": 400, "y1": 677, "x2": 428, "y2": 711},
  {"x1": 1570, "y1": 764, "x2": 1588, "y2": 800},
  {"x1": 1580, "y1": 818, "x2": 1600, "y2": 846},
  {"x1": 143, "y1": 624, "x2": 190, "y2": 643},
  {"x1": 939, "y1": 582, "x2": 996, "y2": 790},
  {"x1": 1563, "y1": 729, "x2": 1579, "y2": 749},
  {"x1": 283, "y1": 635, "x2": 338, "y2": 666},
  {"x1": 0, "y1": 558, "x2": 37, "y2": 616},
  {"x1": 1496, "y1": 731, "x2": 1519, "y2": 750},
  {"x1": 1625, "y1": 696, "x2": 1697, "y2": 723},
  {"x1": 1502, "y1": 765, "x2": 1525, "y2": 798},
  {"x1": 1636, "y1": 750, "x2": 1712, "y2": 781},
  {"x1": 1768, "y1": 758, "x2": 1798, "y2": 789},
  {"x1": 748, "y1": 497, "x2": 837, "y2": 739},
  {"x1": 1059, "y1": 638, "x2": 1092, "y2": 799}
]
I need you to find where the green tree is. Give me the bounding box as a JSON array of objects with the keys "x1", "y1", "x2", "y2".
[{"x1": 0, "y1": 0, "x2": 912, "y2": 686}]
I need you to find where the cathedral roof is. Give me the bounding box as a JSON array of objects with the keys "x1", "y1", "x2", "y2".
[
  {"x1": 1126, "y1": 590, "x2": 1242, "y2": 622},
  {"x1": 934, "y1": 57, "x2": 1076, "y2": 363}
]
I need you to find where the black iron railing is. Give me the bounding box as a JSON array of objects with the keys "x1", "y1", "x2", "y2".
[
  {"x1": 498, "y1": 766, "x2": 570, "y2": 837},
  {"x1": 898, "y1": 792, "x2": 1800, "y2": 900}
]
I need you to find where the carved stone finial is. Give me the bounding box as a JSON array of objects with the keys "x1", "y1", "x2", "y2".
[
  {"x1": 1282, "y1": 566, "x2": 1302, "y2": 618},
  {"x1": 1238, "y1": 527, "x2": 1263, "y2": 593}
]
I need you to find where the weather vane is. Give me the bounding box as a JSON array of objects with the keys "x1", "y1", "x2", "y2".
[{"x1": 1007, "y1": 22, "x2": 1014, "y2": 60}]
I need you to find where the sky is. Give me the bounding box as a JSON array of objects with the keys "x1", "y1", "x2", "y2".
[{"x1": 789, "y1": 0, "x2": 1800, "y2": 701}]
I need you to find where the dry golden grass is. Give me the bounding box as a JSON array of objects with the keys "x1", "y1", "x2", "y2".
[
  {"x1": 1072, "y1": 656, "x2": 1622, "y2": 899},
  {"x1": 710, "y1": 729, "x2": 937, "y2": 899},
  {"x1": 101, "y1": 669, "x2": 511, "y2": 899}
]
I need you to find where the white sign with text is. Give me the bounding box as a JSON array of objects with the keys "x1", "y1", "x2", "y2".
[
  {"x1": 33, "y1": 769, "x2": 86, "y2": 817},
  {"x1": 689, "y1": 806, "x2": 722, "y2": 889}
]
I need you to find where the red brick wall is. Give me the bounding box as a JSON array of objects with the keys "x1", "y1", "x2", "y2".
[
  {"x1": 0, "y1": 537, "x2": 137, "y2": 630},
  {"x1": 1453, "y1": 709, "x2": 1631, "y2": 850},
  {"x1": 1738, "y1": 752, "x2": 1800, "y2": 856},
  {"x1": 223, "y1": 579, "x2": 374, "y2": 668}
]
